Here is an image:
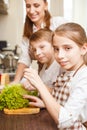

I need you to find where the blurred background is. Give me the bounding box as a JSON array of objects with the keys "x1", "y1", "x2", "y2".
[{"x1": 0, "y1": 0, "x2": 87, "y2": 74}]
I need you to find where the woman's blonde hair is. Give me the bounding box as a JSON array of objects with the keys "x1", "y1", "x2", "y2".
[{"x1": 54, "y1": 22, "x2": 87, "y2": 64}]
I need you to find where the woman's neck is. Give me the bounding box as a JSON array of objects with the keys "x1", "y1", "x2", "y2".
[{"x1": 34, "y1": 19, "x2": 45, "y2": 29}]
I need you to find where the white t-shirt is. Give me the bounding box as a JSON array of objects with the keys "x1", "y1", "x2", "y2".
[{"x1": 18, "y1": 16, "x2": 67, "y2": 66}]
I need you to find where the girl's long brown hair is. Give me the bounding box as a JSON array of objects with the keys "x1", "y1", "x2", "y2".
[{"x1": 23, "y1": 0, "x2": 51, "y2": 38}]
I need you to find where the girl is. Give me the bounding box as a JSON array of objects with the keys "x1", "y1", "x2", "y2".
[
  {"x1": 23, "y1": 22, "x2": 87, "y2": 129},
  {"x1": 13, "y1": 0, "x2": 67, "y2": 83}
]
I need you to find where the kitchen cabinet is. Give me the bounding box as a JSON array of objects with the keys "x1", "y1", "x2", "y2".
[{"x1": 0, "y1": 0, "x2": 9, "y2": 14}]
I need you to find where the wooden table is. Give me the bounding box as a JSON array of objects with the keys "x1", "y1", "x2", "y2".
[{"x1": 0, "y1": 109, "x2": 58, "y2": 130}]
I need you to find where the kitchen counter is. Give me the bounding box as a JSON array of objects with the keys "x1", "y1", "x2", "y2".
[{"x1": 0, "y1": 109, "x2": 58, "y2": 130}]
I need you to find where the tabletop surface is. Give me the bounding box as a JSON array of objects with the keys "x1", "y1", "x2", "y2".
[{"x1": 0, "y1": 109, "x2": 58, "y2": 130}]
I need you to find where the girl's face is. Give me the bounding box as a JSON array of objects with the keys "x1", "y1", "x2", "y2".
[
  {"x1": 31, "y1": 40, "x2": 54, "y2": 67},
  {"x1": 53, "y1": 34, "x2": 86, "y2": 71},
  {"x1": 25, "y1": 0, "x2": 47, "y2": 26}
]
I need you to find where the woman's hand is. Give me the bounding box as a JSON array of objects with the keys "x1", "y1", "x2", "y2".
[{"x1": 23, "y1": 95, "x2": 45, "y2": 108}]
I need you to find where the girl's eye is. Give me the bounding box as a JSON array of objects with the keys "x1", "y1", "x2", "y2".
[
  {"x1": 65, "y1": 47, "x2": 71, "y2": 51},
  {"x1": 54, "y1": 47, "x2": 59, "y2": 52}
]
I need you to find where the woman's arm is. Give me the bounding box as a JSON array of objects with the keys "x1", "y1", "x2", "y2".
[
  {"x1": 13, "y1": 37, "x2": 31, "y2": 83},
  {"x1": 13, "y1": 63, "x2": 28, "y2": 83}
]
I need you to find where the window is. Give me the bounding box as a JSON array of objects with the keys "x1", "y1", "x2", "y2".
[
  {"x1": 64, "y1": 0, "x2": 73, "y2": 21},
  {"x1": 47, "y1": 0, "x2": 50, "y2": 10}
]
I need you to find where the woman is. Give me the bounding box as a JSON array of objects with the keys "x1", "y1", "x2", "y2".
[
  {"x1": 13, "y1": 0, "x2": 67, "y2": 83},
  {"x1": 23, "y1": 23, "x2": 87, "y2": 129}
]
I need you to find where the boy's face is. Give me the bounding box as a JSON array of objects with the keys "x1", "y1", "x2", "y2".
[
  {"x1": 31, "y1": 40, "x2": 54, "y2": 65},
  {"x1": 53, "y1": 34, "x2": 85, "y2": 71}
]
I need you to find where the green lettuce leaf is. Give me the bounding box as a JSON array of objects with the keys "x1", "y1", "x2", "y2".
[{"x1": 0, "y1": 84, "x2": 38, "y2": 110}]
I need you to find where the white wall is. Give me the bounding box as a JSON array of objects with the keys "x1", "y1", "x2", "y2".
[
  {"x1": 50, "y1": 0, "x2": 64, "y2": 16},
  {"x1": 72, "y1": 0, "x2": 87, "y2": 31},
  {"x1": 0, "y1": 0, "x2": 24, "y2": 49}
]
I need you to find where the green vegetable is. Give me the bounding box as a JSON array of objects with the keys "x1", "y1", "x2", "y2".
[
  {"x1": 28, "y1": 90, "x2": 38, "y2": 96},
  {"x1": 0, "y1": 84, "x2": 38, "y2": 110}
]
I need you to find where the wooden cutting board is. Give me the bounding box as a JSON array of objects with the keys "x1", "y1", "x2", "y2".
[{"x1": 4, "y1": 107, "x2": 40, "y2": 115}]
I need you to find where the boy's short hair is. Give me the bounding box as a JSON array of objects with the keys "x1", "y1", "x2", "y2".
[{"x1": 30, "y1": 28, "x2": 53, "y2": 45}]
